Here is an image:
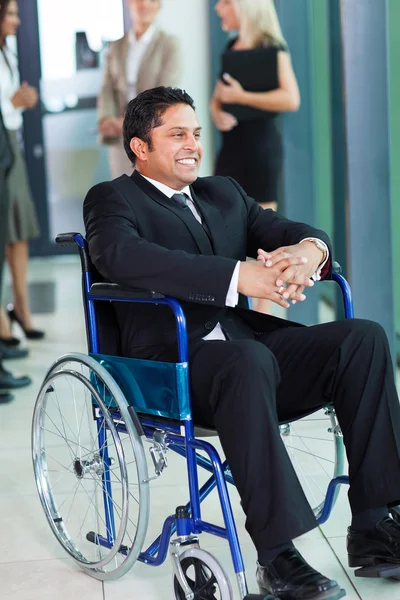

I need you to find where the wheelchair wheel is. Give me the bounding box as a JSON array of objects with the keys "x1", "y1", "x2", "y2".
[
  {"x1": 280, "y1": 407, "x2": 345, "y2": 519},
  {"x1": 173, "y1": 548, "x2": 233, "y2": 600},
  {"x1": 32, "y1": 353, "x2": 150, "y2": 580}
]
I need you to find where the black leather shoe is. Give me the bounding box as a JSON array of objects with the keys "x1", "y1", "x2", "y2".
[
  {"x1": 0, "y1": 391, "x2": 14, "y2": 403},
  {"x1": 0, "y1": 340, "x2": 28, "y2": 359},
  {"x1": 0, "y1": 336, "x2": 20, "y2": 347},
  {"x1": 348, "y1": 516, "x2": 400, "y2": 577},
  {"x1": 256, "y1": 549, "x2": 346, "y2": 600},
  {"x1": 0, "y1": 370, "x2": 31, "y2": 389}
]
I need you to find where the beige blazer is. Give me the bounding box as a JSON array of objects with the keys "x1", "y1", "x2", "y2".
[{"x1": 97, "y1": 29, "x2": 182, "y2": 143}]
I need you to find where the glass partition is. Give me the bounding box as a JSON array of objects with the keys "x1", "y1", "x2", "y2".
[{"x1": 36, "y1": 0, "x2": 124, "y2": 241}]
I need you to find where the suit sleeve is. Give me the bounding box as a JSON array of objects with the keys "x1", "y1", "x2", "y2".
[
  {"x1": 97, "y1": 43, "x2": 119, "y2": 125},
  {"x1": 84, "y1": 183, "x2": 238, "y2": 306},
  {"x1": 227, "y1": 178, "x2": 333, "y2": 279}
]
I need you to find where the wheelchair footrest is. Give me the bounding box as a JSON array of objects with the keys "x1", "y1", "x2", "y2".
[
  {"x1": 86, "y1": 531, "x2": 128, "y2": 555},
  {"x1": 354, "y1": 562, "x2": 400, "y2": 580}
]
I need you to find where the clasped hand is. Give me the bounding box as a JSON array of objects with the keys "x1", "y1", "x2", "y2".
[
  {"x1": 258, "y1": 242, "x2": 323, "y2": 306},
  {"x1": 238, "y1": 242, "x2": 322, "y2": 309}
]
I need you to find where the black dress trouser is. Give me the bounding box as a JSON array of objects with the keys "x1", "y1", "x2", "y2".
[{"x1": 187, "y1": 318, "x2": 400, "y2": 554}]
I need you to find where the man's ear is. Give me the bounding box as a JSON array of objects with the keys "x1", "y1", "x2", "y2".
[{"x1": 130, "y1": 137, "x2": 147, "y2": 162}]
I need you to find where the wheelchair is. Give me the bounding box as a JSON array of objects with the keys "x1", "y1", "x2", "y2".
[{"x1": 32, "y1": 232, "x2": 351, "y2": 599}]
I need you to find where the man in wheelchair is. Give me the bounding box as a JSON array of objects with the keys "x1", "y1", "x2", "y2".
[{"x1": 84, "y1": 86, "x2": 400, "y2": 600}]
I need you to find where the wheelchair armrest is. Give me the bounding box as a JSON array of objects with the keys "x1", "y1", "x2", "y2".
[
  {"x1": 330, "y1": 262, "x2": 354, "y2": 319},
  {"x1": 88, "y1": 283, "x2": 187, "y2": 361},
  {"x1": 89, "y1": 282, "x2": 165, "y2": 300},
  {"x1": 55, "y1": 232, "x2": 81, "y2": 246},
  {"x1": 332, "y1": 261, "x2": 342, "y2": 274}
]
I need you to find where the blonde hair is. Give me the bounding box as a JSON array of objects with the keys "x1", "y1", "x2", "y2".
[{"x1": 234, "y1": 0, "x2": 286, "y2": 48}]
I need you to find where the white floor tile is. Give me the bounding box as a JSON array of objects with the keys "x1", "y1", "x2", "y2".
[
  {"x1": 0, "y1": 448, "x2": 39, "y2": 496},
  {"x1": 0, "y1": 558, "x2": 103, "y2": 600},
  {"x1": 0, "y1": 494, "x2": 69, "y2": 563}
]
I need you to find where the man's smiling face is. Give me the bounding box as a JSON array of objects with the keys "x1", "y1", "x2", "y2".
[{"x1": 132, "y1": 103, "x2": 203, "y2": 190}]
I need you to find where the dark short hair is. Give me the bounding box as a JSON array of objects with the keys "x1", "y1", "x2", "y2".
[
  {"x1": 0, "y1": 0, "x2": 12, "y2": 47},
  {"x1": 123, "y1": 86, "x2": 196, "y2": 166}
]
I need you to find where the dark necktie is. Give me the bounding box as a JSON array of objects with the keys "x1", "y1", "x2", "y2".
[
  {"x1": 171, "y1": 193, "x2": 212, "y2": 240},
  {"x1": 171, "y1": 192, "x2": 190, "y2": 209}
]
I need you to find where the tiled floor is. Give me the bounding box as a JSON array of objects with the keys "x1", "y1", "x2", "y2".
[{"x1": 1, "y1": 256, "x2": 400, "y2": 599}]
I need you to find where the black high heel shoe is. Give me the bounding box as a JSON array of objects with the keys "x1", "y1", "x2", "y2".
[
  {"x1": 0, "y1": 336, "x2": 20, "y2": 346},
  {"x1": 7, "y1": 306, "x2": 45, "y2": 340}
]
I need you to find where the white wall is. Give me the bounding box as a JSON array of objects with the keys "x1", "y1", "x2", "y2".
[{"x1": 153, "y1": 0, "x2": 215, "y2": 176}]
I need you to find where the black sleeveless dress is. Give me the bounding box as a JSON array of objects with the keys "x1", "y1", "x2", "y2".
[{"x1": 214, "y1": 41, "x2": 285, "y2": 205}]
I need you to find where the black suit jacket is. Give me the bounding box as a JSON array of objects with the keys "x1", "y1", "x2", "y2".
[{"x1": 83, "y1": 171, "x2": 332, "y2": 359}]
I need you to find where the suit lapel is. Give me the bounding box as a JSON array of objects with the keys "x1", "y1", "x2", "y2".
[
  {"x1": 131, "y1": 172, "x2": 214, "y2": 256},
  {"x1": 191, "y1": 186, "x2": 227, "y2": 256}
]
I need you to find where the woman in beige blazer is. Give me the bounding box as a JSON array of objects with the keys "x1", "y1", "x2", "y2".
[{"x1": 97, "y1": 0, "x2": 182, "y2": 178}]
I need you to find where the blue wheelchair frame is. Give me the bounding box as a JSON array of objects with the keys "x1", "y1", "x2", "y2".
[{"x1": 68, "y1": 232, "x2": 351, "y2": 595}]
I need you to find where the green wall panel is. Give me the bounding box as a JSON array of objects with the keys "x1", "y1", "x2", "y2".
[
  {"x1": 312, "y1": 0, "x2": 333, "y2": 240},
  {"x1": 388, "y1": 0, "x2": 400, "y2": 335}
]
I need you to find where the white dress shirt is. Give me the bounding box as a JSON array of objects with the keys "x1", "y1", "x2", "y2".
[
  {"x1": 126, "y1": 25, "x2": 157, "y2": 102},
  {"x1": 140, "y1": 174, "x2": 329, "y2": 340},
  {"x1": 300, "y1": 239, "x2": 329, "y2": 281},
  {"x1": 0, "y1": 45, "x2": 23, "y2": 131}
]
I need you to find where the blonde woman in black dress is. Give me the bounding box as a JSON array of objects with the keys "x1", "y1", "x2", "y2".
[{"x1": 211, "y1": 0, "x2": 300, "y2": 313}]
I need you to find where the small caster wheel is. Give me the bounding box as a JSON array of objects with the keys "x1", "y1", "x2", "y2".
[{"x1": 173, "y1": 548, "x2": 233, "y2": 599}]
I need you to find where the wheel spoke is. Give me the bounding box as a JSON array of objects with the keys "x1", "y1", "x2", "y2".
[
  {"x1": 33, "y1": 357, "x2": 149, "y2": 579},
  {"x1": 42, "y1": 426, "x2": 93, "y2": 457},
  {"x1": 50, "y1": 384, "x2": 80, "y2": 449},
  {"x1": 281, "y1": 410, "x2": 341, "y2": 516},
  {"x1": 284, "y1": 444, "x2": 335, "y2": 465},
  {"x1": 53, "y1": 479, "x2": 81, "y2": 513},
  {"x1": 285, "y1": 445, "x2": 321, "y2": 508},
  {"x1": 41, "y1": 410, "x2": 78, "y2": 461},
  {"x1": 288, "y1": 427, "x2": 333, "y2": 479},
  {"x1": 77, "y1": 477, "x2": 114, "y2": 541},
  {"x1": 108, "y1": 465, "x2": 140, "y2": 506}
]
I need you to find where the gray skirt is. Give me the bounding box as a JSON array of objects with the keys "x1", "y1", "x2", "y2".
[{"x1": 6, "y1": 129, "x2": 40, "y2": 243}]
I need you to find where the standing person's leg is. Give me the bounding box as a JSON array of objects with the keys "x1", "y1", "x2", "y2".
[
  {"x1": 6, "y1": 240, "x2": 44, "y2": 338},
  {"x1": 0, "y1": 171, "x2": 26, "y2": 399},
  {"x1": 0, "y1": 170, "x2": 10, "y2": 400},
  {"x1": 5, "y1": 129, "x2": 43, "y2": 339},
  {"x1": 0, "y1": 207, "x2": 12, "y2": 340},
  {"x1": 0, "y1": 172, "x2": 7, "y2": 303},
  {"x1": 0, "y1": 306, "x2": 13, "y2": 340},
  {"x1": 6, "y1": 240, "x2": 32, "y2": 329}
]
